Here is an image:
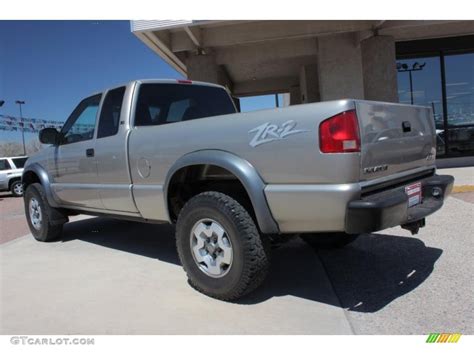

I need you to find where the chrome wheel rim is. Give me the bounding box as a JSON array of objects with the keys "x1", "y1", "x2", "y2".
[
  {"x1": 13, "y1": 182, "x2": 23, "y2": 195},
  {"x1": 190, "y1": 219, "x2": 233, "y2": 278},
  {"x1": 29, "y1": 198, "x2": 42, "y2": 230}
]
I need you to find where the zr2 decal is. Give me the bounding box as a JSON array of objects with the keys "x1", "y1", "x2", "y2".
[{"x1": 249, "y1": 120, "x2": 309, "y2": 147}]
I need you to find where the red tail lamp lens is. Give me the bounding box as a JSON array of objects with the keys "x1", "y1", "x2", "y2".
[{"x1": 319, "y1": 110, "x2": 360, "y2": 153}]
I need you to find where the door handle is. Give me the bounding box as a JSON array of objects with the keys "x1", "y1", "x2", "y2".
[
  {"x1": 402, "y1": 121, "x2": 411, "y2": 133},
  {"x1": 86, "y1": 148, "x2": 95, "y2": 157}
]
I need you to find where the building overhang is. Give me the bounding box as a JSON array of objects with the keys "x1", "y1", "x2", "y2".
[{"x1": 131, "y1": 20, "x2": 474, "y2": 96}]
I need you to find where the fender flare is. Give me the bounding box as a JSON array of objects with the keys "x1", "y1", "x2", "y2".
[
  {"x1": 164, "y1": 150, "x2": 279, "y2": 234},
  {"x1": 22, "y1": 163, "x2": 60, "y2": 208}
]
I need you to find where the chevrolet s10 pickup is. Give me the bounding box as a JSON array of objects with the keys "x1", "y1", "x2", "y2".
[{"x1": 22, "y1": 79, "x2": 454, "y2": 300}]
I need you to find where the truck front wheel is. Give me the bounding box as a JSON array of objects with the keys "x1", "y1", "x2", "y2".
[
  {"x1": 24, "y1": 183, "x2": 65, "y2": 242},
  {"x1": 175, "y1": 191, "x2": 270, "y2": 301}
]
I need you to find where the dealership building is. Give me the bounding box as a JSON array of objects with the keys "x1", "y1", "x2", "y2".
[{"x1": 131, "y1": 20, "x2": 474, "y2": 157}]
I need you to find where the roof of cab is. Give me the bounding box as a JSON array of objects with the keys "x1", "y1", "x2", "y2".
[
  {"x1": 134, "y1": 79, "x2": 225, "y2": 89},
  {"x1": 92, "y1": 79, "x2": 228, "y2": 97}
]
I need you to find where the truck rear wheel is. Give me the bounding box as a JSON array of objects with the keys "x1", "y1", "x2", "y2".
[
  {"x1": 175, "y1": 191, "x2": 270, "y2": 301},
  {"x1": 302, "y1": 232, "x2": 359, "y2": 249},
  {"x1": 24, "y1": 183, "x2": 65, "y2": 242}
]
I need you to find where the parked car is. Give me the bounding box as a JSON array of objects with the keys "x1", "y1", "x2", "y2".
[
  {"x1": 22, "y1": 79, "x2": 454, "y2": 300},
  {"x1": 0, "y1": 156, "x2": 28, "y2": 197}
]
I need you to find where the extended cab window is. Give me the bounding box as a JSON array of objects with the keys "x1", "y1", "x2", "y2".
[
  {"x1": 0, "y1": 159, "x2": 11, "y2": 171},
  {"x1": 12, "y1": 157, "x2": 28, "y2": 168},
  {"x1": 61, "y1": 94, "x2": 102, "y2": 144},
  {"x1": 134, "y1": 83, "x2": 236, "y2": 126},
  {"x1": 98, "y1": 86, "x2": 126, "y2": 138}
]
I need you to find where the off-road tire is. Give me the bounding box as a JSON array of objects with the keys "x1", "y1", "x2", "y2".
[
  {"x1": 24, "y1": 183, "x2": 65, "y2": 242},
  {"x1": 302, "y1": 232, "x2": 359, "y2": 249},
  {"x1": 176, "y1": 191, "x2": 270, "y2": 301}
]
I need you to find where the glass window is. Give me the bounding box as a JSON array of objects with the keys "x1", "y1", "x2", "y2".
[
  {"x1": 168, "y1": 99, "x2": 192, "y2": 122},
  {"x1": 444, "y1": 53, "x2": 474, "y2": 155},
  {"x1": 61, "y1": 94, "x2": 101, "y2": 144},
  {"x1": 0, "y1": 159, "x2": 11, "y2": 171},
  {"x1": 148, "y1": 106, "x2": 161, "y2": 122},
  {"x1": 134, "y1": 84, "x2": 236, "y2": 126},
  {"x1": 397, "y1": 57, "x2": 446, "y2": 155},
  {"x1": 397, "y1": 57, "x2": 444, "y2": 127},
  {"x1": 12, "y1": 157, "x2": 28, "y2": 168},
  {"x1": 98, "y1": 87, "x2": 126, "y2": 138}
]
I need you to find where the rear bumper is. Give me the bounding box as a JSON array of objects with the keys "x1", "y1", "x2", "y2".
[{"x1": 345, "y1": 174, "x2": 454, "y2": 234}]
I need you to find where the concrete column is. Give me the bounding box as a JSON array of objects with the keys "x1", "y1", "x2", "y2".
[
  {"x1": 317, "y1": 33, "x2": 364, "y2": 101},
  {"x1": 299, "y1": 64, "x2": 320, "y2": 103},
  {"x1": 361, "y1": 35, "x2": 398, "y2": 102},
  {"x1": 186, "y1": 54, "x2": 233, "y2": 90},
  {"x1": 289, "y1": 86, "x2": 301, "y2": 105}
]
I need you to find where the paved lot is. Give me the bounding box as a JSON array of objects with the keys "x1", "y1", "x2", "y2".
[
  {"x1": 0, "y1": 192, "x2": 30, "y2": 244},
  {"x1": 318, "y1": 193, "x2": 473, "y2": 334},
  {"x1": 438, "y1": 166, "x2": 474, "y2": 186},
  {"x1": 0, "y1": 192, "x2": 472, "y2": 334}
]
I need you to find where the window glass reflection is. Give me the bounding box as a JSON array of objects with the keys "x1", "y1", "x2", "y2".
[
  {"x1": 397, "y1": 57, "x2": 446, "y2": 155},
  {"x1": 444, "y1": 53, "x2": 474, "y2": 155}
]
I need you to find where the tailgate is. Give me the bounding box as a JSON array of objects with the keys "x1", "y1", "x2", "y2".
[{"x1": 355, "y1": 101, "x2": 436, "y2": 182}]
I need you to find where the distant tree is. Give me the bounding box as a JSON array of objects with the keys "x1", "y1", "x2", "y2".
[
  {"x1": 0, "y1": 142, "x2": 24, "y2": 157},
  {"x1": 0, "y1": 138, "x2": 45, "y2": 157},
  {"x1": 27, "y1": 139, "x2": 44, "y2": 155}
]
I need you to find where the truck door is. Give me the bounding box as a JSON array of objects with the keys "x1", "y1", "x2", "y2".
[
  {"x1": 51, "y1": 94, "x2": 103, "y2": 208},
  {"x1": 94, "y1": 86, "x2": 138, "y2": 212}
]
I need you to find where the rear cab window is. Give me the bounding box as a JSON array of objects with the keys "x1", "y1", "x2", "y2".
[{"x1": 134, "y1": 83, "x2": 236, "y2": 126}]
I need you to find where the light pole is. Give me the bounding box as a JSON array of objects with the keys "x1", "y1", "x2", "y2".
[
  {"x1": 397, "y1": 62, "x2": 426, "y2": 105},
  {"x1": 15, "y1": 100, "x2": 26, "y2": 156}
]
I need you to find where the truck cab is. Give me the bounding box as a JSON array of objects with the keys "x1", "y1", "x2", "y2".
[{"x1": 26, "y1": 80, "x2": 236, "y2": 214}]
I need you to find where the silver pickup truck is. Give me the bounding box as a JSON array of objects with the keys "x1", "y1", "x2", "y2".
[{"x1": 23, "y1": 79, "x2": 454, "y2": 300}]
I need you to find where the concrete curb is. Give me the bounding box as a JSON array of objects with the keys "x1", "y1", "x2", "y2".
[
  {"x1": 452, "y1": 185, "x2": 474, "y2": 193},
  {"x1": 438, "y1": 167, "x2": 473, "y2": 192}
]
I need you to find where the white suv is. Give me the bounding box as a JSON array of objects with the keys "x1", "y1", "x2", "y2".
[{"x1": 0, "y1": 156, "x2": 28, "y2": 197}]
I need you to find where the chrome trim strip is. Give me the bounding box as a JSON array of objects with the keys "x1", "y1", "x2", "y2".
[
  {"x1": 359, "y1": 165, "x2": 436, "y2": 189},
  {"x1": 61, "y1": 205, "x2": 142, "y2": 217},
  {"x1": 51, "y1": 183, "x2": 133, "y2": 190}
]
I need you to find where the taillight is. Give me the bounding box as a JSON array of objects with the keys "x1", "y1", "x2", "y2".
[
  {"x1": 177, "y1": 79, "x2": 192, "y2": 84},
  {"x1": 319, "y1": 110, "x2": 360, "y2": 153}
]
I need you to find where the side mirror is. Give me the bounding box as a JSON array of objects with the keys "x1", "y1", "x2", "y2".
[{"x1": 39, "y1": 128, "x2": 60, "y2": 145}]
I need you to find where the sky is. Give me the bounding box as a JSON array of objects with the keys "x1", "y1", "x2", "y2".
[{"x1": 0, "y1": 20, "x2": 279, "y2": 144}]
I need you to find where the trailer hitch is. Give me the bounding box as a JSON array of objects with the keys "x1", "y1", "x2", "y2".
[{"x1": 401, "y1": 218, "x2": 426, "y2": 235}]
